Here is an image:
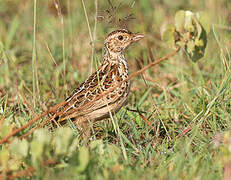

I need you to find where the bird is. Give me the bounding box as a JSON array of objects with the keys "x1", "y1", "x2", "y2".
[{"x1": 51, "y1": 29, "x2": 144, "y2": 128}]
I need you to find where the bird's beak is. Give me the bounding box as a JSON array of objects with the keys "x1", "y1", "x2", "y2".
[{"x1": 132, "y1": 34, "x2": 144, "y2": 42}]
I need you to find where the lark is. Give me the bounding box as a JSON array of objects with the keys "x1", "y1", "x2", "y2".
[{"x1": 52, "y1": 29, "x2": 144, "y2": 127}]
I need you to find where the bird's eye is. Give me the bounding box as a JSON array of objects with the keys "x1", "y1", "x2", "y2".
[{"x1": 118, "y1": 35, "x2": 123, "y2": 41}]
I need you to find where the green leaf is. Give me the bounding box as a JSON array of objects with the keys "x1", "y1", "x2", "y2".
[
  {"x1": 193, "y1": 16, "x2": 202, "y2": 39},
  {"x1": 162, "y1": 24, "x2": 176, "y2": 48},
  {"x1": 196, "y1": 12, "x2": 211, "y2": 34},
  {"x1": 195, "y1": 38, "x2": 204, "y2": 47},
  {"x1": 30, "y1": 129, "x2": 51, "y2": 166},
  {"x1": 175, "y1": 10, "x2": 185, "y2": 32},
  {"x1": 54, "y1": 127, "x2": 74, "y2": 155},
  {"x1": 174, "y1": 10, "x2": 208, "y2": 62},
  {"x1": 107, "y1": 144, "x2": 121, "y2": 163},
  {"x1": 75, "y1": 146, "x2": 89, "y2": 173},
  {"x1": 137, "y1": 88, "x2": 151, "y2": 107},
  {"x1": 184, "y1": 11, "x2": 195, "y2": 32},
  {"x1": 68, "y1": 138, "x2": 80, "y2": 154},
  {"x1": 189, "y1": 27, "x2": 207, "y2": 62},
  {"x1": 90, "y1": 140, "x2": 104, "y2": 151},
  {"x1": 0, "y1": 123, "x2": 12, "y2": 137},
  {"x1": 187, "y1": 40, "x2": 195, "y2": 54},
  {"x1": 31, "y1": 140, "x2": 44, "y2": 166},
  {"x1": 9, "y1": 139, "x2": 29, "y2": 158},
  {"x1": 8, "y1": 159, "x2": 20, "y2": 171},
  {"x1": 33, "y1": 128, "x2": 51, "y2": 144},
  {"x1": 0, "y1": 148, "x2": 9, "y2": 170}
]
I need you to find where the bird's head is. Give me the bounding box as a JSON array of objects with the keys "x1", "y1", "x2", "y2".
[{"x1": 104, "y1": 29, "x2": 144, "y2": 55}]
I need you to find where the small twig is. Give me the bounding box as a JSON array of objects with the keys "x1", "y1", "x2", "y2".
[
  {"x1": 0, "y1": 102, "x2": 67, "y2": 145},
  {"x1": 19, "y1": 115, "x2": 55, "y2": 139},
  {"x1": 137, "y1": 109, "x2": 155, "y2": 133},
  {"x1": 22, "y1": 48, "x2": 180, "y2": 138},
  {"x1": 66, "y1": 47, "x2": 180, "y2": 112},
  {"x1": 126, "y1": 108, "x2": 146, "y2": 114},
  {"x1": 130, "y1": 134, "x2": 137, "y2": 150},
  {"x1": 0, "y1": 48, "x2": 179, "y2": 144},
  {"x1": 176, "y1": 125, "x2": 193, "y2": 138}
]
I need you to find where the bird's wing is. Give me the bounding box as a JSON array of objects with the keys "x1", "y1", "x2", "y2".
[{"x1": 53, "y1": 63, "x2": 123, "y2": 124}]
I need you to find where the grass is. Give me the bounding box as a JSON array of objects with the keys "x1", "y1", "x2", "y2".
[{"x1": 0, "y1": 0, "x2": 231, "y2": 179}]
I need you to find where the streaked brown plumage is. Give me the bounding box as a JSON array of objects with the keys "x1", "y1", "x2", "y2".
[{"x1": 52, "y1": 29, "x2": 144, "y2": 127}]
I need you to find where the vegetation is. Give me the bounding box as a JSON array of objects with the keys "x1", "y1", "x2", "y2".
[{"x1": 0, "y1": 0, "x2": 230, "y2": 179}]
